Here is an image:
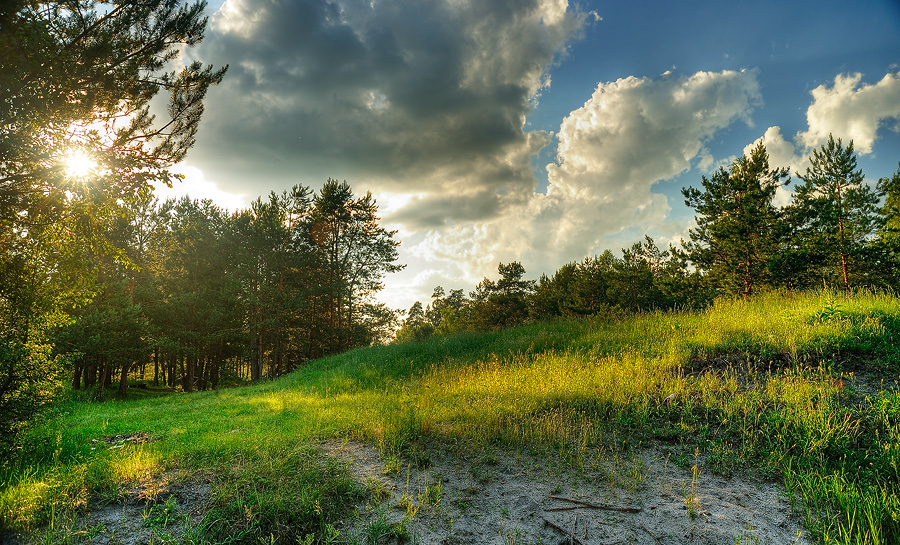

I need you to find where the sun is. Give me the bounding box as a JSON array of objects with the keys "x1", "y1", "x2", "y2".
[{"x1": 63, "y1": 150, "x2": 96, "y2": 178}]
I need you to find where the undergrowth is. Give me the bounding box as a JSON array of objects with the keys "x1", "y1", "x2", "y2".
[{"x1": 1, "y1": 290, "x2": 899, "y2": 544}]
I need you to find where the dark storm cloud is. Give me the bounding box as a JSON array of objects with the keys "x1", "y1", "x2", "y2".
[
  {"x1": 386, "y1": 189, "x2": 509, "y2": 228},
  {"x1": 187, "y1": 0, "x2": 589, "y2": 221}
]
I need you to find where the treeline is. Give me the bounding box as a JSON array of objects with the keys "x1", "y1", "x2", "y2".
[
  {"x1": 397, "y1": 137, "x2": 900, "y2": 341},
  {"x1": 396, "y1": 242, "x2": 701, "y2": 342},
  {"x1": 1, "y1": 0, "x2": 229, "y2": 447},
  {"x1": 51, "y1": 179, "x2": 402, "y2": 400}
]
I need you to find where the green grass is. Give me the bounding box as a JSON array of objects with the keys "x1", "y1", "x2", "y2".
[{"x1": 2, "y1": 291, "x2": 900, "y2": 543}]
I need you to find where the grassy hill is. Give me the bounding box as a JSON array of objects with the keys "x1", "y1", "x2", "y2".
[{"x1": 2, "y1": 291, "x2": 900, "y2": 544}]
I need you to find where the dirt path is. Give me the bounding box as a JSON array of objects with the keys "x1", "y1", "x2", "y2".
[
  {"x1": 324, "y1": 440, "x2": 811, "y2": 545},
  {"x1": 26, "y1": 441, "x2": 811, "y2": 544}
]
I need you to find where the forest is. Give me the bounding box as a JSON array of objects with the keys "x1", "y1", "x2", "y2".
[
  {"x1": 6, "y1": 2, "x2": 900, "y2": 544},
  {"x1": 2, "y1": 0, "x2": 900, "y2": 455},
  {"x1": 396, "y1": 140, "x2": 900, "y2": 343},
  {"x1": 51, "y1": 180, "x2": 403, "y2": 395}
]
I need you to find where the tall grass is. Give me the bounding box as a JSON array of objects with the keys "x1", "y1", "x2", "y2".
[{"x1": 2, "y1": 291, "x2": 899, "y2": 543}]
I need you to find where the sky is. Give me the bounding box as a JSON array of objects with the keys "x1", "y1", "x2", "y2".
[{"x1": 158, "y1": 0, "x2": 900, "y2": 311}]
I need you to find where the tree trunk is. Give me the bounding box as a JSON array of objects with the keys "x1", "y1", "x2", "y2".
[
  {"x1": 185, "y1": 356, "x2": 195, "y2": 392},
  {"x1": 84, "y1": 363, "x2": 96, "y2": 388},
  {"x1": 153, "y1": 348, "x2": 160, "y2": 387},
  {"x1": 72, "y1": 362, "x2": 82, "y2": 390},
  {"x1": 840, "y1": 252, "x2": 850, "y2": 293},
  {"x1": 169, "y1": 354, "x2": 177, "y2": 387},
  {"x1": 197, "y1": 355, "x2": 207, "y2": 390},
  {"x1": 97, "y1": 365, "x2": 107, "y2": 401},
  {"x1": 271, "y1": 335, "x2": 282, "y2": 378},
  {"x1": 251, "y1": 332, "x2": 263, "y2": 381},
  {"x1": 837, "y1": 191, "x2": 850, "y2": 293},
  {"x1": 118, "y1": 361, "x2": 130, "y2": 397},
  {"x1": 307, "y1": 297, "x2": 316, "y2": 360},
  {"x1": 211, "y1": 356, "x2": 220, "y2": 389},
  {"x1": 177, "y1": 355, "x2": 185, "y2": 389}
]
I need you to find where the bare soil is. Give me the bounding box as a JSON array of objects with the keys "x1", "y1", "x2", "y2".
[
  {"x1": 58, "y1": 470, "x2": 211, "y2": 545},
  {"x1": 28, "y1": 440, "x2": 811, "y2": 544},
  {"x1": 324, "y1": 440, "x2": 812, "y2": 545}
]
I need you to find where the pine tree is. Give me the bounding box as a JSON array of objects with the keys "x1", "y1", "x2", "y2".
[
  {"x1": 465, "y1": 262, "x2": 535, "y2": 330},
  {"x1": 787, "y1": 135, "x2": 879, "y2": 292},
  {"x1": 396, "y1": 301, "x2": 434, "y2": 343},
  {"x1": 877, "y1": 164, "x2": 900, "y2": 249},
  {"x1": 309, "y1": 179, "x2": 404, "y2": 352},
  {"x1": 874, "y1": 163, "x2": 900, "y2": 286},
  {"x1": 682, "y1": 142, "x2": 789, "y2": 297}
]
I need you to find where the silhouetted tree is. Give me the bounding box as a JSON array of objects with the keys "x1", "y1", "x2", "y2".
[
  {"x1": 309, "y1": 179, "x2": 404, "y2": 353},
  {"x1": 433, "y1": 288, "x2": 467, "y2": 335},
  {"x1": 465, "y1": 262, "x2": 535, "y2": 330},
  {"x1": 396, "y1": 301, "x2": 434, "y2": 343}
]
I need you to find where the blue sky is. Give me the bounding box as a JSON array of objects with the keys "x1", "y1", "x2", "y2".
[
  {"x1": 163, "y1": 0, "x2": 900, "y2": 310},
  {"x1": 528, "y1": 0, "x2": 900, "y2": 192}
]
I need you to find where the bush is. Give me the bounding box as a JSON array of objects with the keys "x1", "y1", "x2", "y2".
[{"x1": 0, "y1": 340, "x2": 65, "y2": 454}]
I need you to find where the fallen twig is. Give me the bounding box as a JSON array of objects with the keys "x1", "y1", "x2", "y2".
[
  {"x1": 641, "y1": 524, "x2": 661, "y2": 544},
  {"x1": 548, "y1": 495, "x2": 642, "y2": 514},
  {"x1": 542, "y1": 516, "x2": 585, "y2": 545}
]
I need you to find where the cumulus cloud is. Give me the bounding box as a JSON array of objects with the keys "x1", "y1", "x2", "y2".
[
  {"x1": 407, "y1": 69, "x2": 764, "y2": 284},
  {"x1": 743, "y1": 71, "x2": 900, "y2": 197},
  {"x1": 540, "y1": 69, "x2": 762, "y2": 255},
  {"x1": 189, "y1": 0, "x2": 591, "y2": 225},
  {"x1": 798, "y1": 71, "x2": 900, "y2": 153},
  {"x1": 154, "y1": 164, "x2": 248, "y2": 211},
  {"x1": 743, "y1": 126, "x2": 801, "y2": 171}
]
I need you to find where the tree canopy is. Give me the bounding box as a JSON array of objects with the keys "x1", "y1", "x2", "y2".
[
  {"x1": 787, "y1": 135, "x2": 879, "y2": 292},
  {"x1": 682, "y1": 142, "x2": 789, "y2": 297},
  {"x1": 1, "y1": 0, "x2": 226, "y2": 237},
  {"x1": 1, "y1": 0, "x2": 225, "y2": 446}
]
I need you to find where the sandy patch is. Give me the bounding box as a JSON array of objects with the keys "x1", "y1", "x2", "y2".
[
  {"x1": 66, "y1": 472, "x2": 210, "y2": 545},
  {"x1": 324, "y1": 440, "x2": 811, "y2": 545},
  {"x1": 18, "y1": 441, "x2": 810, "y2": 544}
]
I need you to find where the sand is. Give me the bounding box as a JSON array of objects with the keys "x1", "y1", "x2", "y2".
[{"x1": 324, "y1": 440, "x2": 811, "y2": 545}]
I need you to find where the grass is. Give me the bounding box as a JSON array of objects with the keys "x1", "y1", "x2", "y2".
[
  {"x1": 2, "y1": 290, "x2": 900, "y2": 543},
  {"x1": 683, "y1": 448, "x2": 703, "y2": 520}
]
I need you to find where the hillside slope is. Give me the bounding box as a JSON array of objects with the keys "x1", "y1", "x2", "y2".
[{"x1": 2, "y1": 292, "x2": 899, "y2": 544}]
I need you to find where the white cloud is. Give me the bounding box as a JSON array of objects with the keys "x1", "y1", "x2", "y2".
[
  {"x1": 798, "y1": 71, "x2": 900, "y2": 153},
  {"x1": 210, "y1": 0, "x2": 266, "y2": 39},
  {"x1": 744, "y1": 126, "x2": 802, "y2": 171},
  {"x1": 155, "y1": 164, "x2": 248, "y2": 211},
  {"x1": 743, "y1": 70, "x2": 900, "y2": 202},
  {"x1": 539, "y1": 69, "x2": 762, "y2": 258},
  {"x1": 410, "y1": 224, "x2": 501, "y2": 283},
  {"x1": 377, "y1": 267, "x2": 453, "y2": 312},
  {"x1": 403, "y1": 69, "x2": 764, "y2": 293}
]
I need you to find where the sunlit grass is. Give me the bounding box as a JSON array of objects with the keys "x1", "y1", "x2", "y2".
[{"x1": 2, "y1": 291, "x2": 900, "y2": 543}]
